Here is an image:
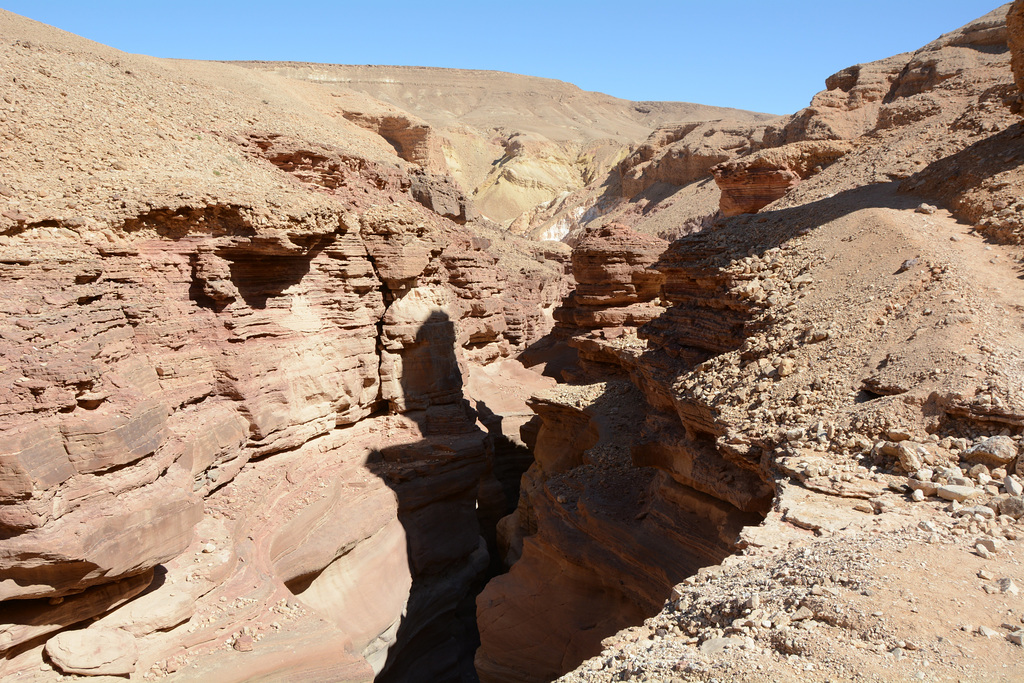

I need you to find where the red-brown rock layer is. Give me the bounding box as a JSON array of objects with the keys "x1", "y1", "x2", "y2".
[
  {"x1": 553, "y1": 223, "x2": 668, "y2": 330},
  {"x1": 711, "y1": 140, "x2": 853, "y2": 216},
  {"x1": 0, "y1": 12, "x2": 574, "y2": 677},
  {"x1": 475, "y1": 379, "x2": 763, "y2": 683},
  {"x1": 475, "y1": 215, "x2": 773, "y2": 680}
]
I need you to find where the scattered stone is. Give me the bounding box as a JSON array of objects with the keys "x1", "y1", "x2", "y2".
[
  {"x1": 999, "y1": 579, "x2": 1019, "y2": 596},
  {"x1": 909, "y1": 478, "x2": 938, "y2": 496},
  {"x1": 911, "y1": 488, "x2": 925, "y2": 502},
  {"x1": 915, "y1": 203, "x2": 937, "y2": 214},
  {"x1": 965, "y1": 505, "x2": 995, "y2": 520},
  {"x1": 998, "y1": 495, "x2": 1024, "y2": 519},
  {"x1": 699, "y1": 636, "x2": 739, "y2": 655},
  {"x1": 777, "y1": 358, "x2": 797, "y2": 377},
  {"x1": 888, "y1": 428, "x2": 913, "y2": 442},
  {"x1": 1005, "y1": 476, "x2": 1023, "y2": 497},
  {"x1": 976, "y1": 538, "x2": 1003, "y2": 554},
  {"x1": 978, "y1": 625, "x2": 999, "y2": 638},
  {"x1": 897, "y1": 442, "x2": 926, "y2": 472},
  {"x1": 233, "y1": 634, "x2": 254, "y2": 652},
  {"x1": 937, "y1": 485, "x2": 981, "y2": 502}
]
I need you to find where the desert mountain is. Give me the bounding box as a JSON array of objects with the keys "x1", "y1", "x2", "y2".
[{"x1": 232, "y1": 61, "x2": 775, "y2": 225}]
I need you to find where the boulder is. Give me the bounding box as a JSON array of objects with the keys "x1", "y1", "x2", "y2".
[
  {"x1": 45, "y1": 627, "x2": 139, "y2": 676},
  {"x1": 963, "y1": 436, "x2": 1018, "y2": 468}
]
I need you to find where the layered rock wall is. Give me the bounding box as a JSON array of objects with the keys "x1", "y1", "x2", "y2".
[
  {"x1": 0, "y1": 183, "x2": 564, "y2": 677},
  {"x1": 553, "y1": 223, "x2": 668, "y2": 330},
  {"x1": 0, "y1": 12, "x2": 573, "y2": 677},
  {"x1": 474, "y1": 221, "x2": 771, "y2": 681}
]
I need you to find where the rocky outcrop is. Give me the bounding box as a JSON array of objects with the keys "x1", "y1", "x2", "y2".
[
  {"x1": 764, "y1": 54, "x2": 909, "y2": 146},
  {"x1": 1010, "y1": 0, "x2": 1024, "y2": 96},
  {"x1": 0, "y1": 185, "x2": 544, "y2": 674},
  {"x1": 883, "y1": 5, "x2": 1024, "y2": 242},
  {"x1": 475, "y1": 380, "x2": 763, "y2": 683},
  {"x1": 711, "y1": 140, "x2": 853, "y2": 215},
  {"x1": 474, "y1": 214, "x2": 776, "y2": 681},
  {"x1": 619, "y1": 122, "x2": 766, "y2": 198},
  {"x1": 553, "y1": 223, "x2": 668, "y2": 330},
  {"x1": 341, "y1": 107, "x2": 448, "y2": 175},
  {"x1": 0, "y1": 12, "x2": 576, "y2": 679},
  {"x1": 548, "y1": 13, "x2": 1024, "y2": 673}
]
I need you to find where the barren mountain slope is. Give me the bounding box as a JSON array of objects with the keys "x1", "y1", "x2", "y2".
[
  {"x1": 526, "y1": 4, "x2": 1024, "y2": 682},
  {"x1": 232, "y1": 62, "x2": 777, "y2": 226},
  {"x1": 525, "y1": 4, "x2": 1021, "y2": 248}
]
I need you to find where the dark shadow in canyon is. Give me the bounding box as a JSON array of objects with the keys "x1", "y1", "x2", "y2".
[
  {"x1": 357, "y1": 178, "x2": 924, "y2": 680},
  {"x1": 220, "y1": 239, "x2": 330, "y2": 309},
  {"x1": 365, "y1": 310, "x2": 506, "y2": 683}
]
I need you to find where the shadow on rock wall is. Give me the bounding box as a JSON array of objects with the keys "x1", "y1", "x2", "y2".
[{"x1": 366, "y1": 310, "x2": 495, "y2": 683}]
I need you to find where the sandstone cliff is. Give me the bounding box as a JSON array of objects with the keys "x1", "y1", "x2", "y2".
[{"x1": 0, "y1": 10, "x2": 571, "y2": 680}]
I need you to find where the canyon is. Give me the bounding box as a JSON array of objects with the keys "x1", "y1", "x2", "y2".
[{"x1": 1, "y1": 4, "x2": 1024, "y2": 683}]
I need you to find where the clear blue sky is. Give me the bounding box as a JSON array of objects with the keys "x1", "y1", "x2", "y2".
[{"x1": 3, "y1": 1, "x2": 1006, "y2": 115}]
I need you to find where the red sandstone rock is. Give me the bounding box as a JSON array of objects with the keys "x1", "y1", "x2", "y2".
[
  {"x1": 45, "y1": 627, "x2": 139, "y2": 676},
  {"x1": 553, "y1": 223, "x2": 667, "y2": 330},
  {"x1": 0, "y1": 13, "x2": 572, "y2": 678},
  {"x1": 711, "y1": 141, "x2": 852, "y2": 216}
]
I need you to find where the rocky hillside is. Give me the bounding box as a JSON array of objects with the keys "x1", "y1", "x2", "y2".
[
  {"x1": 231, "y1": 62, "x2": 774, "y2": 228},
  {"x1": 479, "y1": 4, "x2": 1024, "y2": 682}
]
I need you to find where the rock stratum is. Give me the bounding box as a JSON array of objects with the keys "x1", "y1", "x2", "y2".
[
  {"x1": 2, "y1": 3, "x2": 1024, "y2": 683},
  {"x1": 0, "y1": 9, "x2": 580, "y2": 681}
]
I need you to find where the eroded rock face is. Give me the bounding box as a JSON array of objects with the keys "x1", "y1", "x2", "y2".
[
  {"x1": 475, "y1": 380, "x2": 764, "y2": 683},
  {"x1": 0, "y1": 196, "x2": 567, "y2": 676},
  {"x1": 619, "y1": 122, "x2": 765, "y2": 198},
  {"x1": 341, "y1": 107, "x2": 449, "y2": 174},
  {"x1": 0, "y1": 11, "x2": 573, "y2": 678},
  {"x1": 711, "y1": 140, "x2": 853, "y2": 215},
  {"x1": 1010, "y1": 0, "x2": 1024, "y2": 96},
  {"x1": 764, "y1": 54, "x2": 909, "y2": 146},
  {"x1": 553, "y1": 223, "x2": 668, "y2": 330},
  {"x1": 475, "y1": 217, "x2": 770, "y2": 681}
]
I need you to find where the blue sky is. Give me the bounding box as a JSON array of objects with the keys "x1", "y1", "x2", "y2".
[{"x1": 2, "y1": 1, "x2": 1005, "y2": 114}]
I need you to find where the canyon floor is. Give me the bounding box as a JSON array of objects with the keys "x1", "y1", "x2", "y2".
[{"x1": 2, "y1": 3, "x2": 1024, "y2": 683}]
